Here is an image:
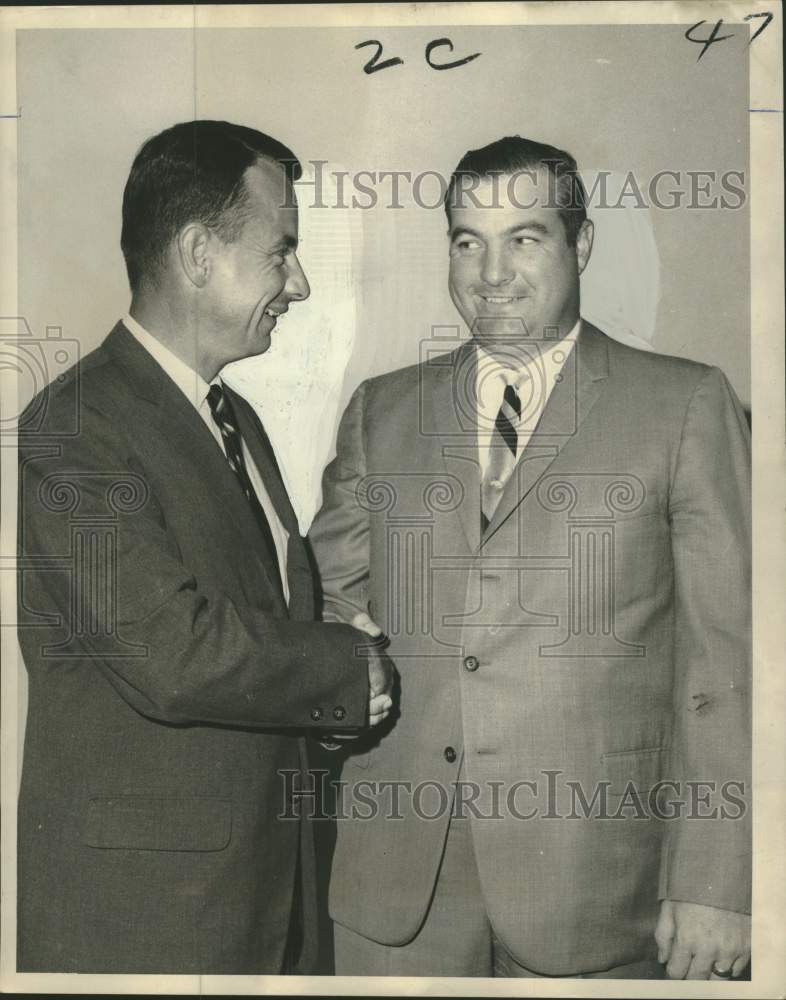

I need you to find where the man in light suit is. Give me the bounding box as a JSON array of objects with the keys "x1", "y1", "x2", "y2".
[
  {"x1": 309, "y1": 136, "x2": 751, "y2": 979},
  {"x1": 16, "y1": 120, "x2": 392, "y2": 973}
]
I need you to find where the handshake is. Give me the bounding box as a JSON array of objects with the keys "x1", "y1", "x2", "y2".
[
  {"x1": 321, "y1": 611, "x2": 395, "y2": 750},
  {"x1": 356, "y1": 611, "x2": 396, "y2": 727}
]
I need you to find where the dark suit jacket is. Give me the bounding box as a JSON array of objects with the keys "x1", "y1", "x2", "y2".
[
  {"x1": 310, "y1": 322, "x2": 751, "y2": 975},
  {"x1": 16, "y1": 322, "x2": 368, "y2": 973}
]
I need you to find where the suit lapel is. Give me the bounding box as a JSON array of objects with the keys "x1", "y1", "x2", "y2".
[
  {"x1": 104, "y1": 323, "x2": 236, "y2": 488},
  {"x1": 227, "y1": 389, "x2": 313, "y2": 617},
  {"x1": 227, "y1": 389, "x2": 300, "y2": 538},
  {"x1": 103, "y1": 323, "x2": 287, "y2": 608},
  {"x1": 482, "y1": 321, "x2": 610, "y2": 544},
  {"x1": 427, "y1": 342, "x2": 483, "y2": 554}
]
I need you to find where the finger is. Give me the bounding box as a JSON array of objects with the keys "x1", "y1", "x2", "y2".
[
  {"x1": 731, "y1": 953, "x2": 751, "y2": 978},
  {"x1": 665, "y1": 943, "x2": 692, "y2": 980},
  {"x1": 368, "y1": 661, "x2": 392, "y2": 699},
  {"x1": 352, "y1": 611, "x2": 382, "y2": 637},
  {"x1": 685, "y1": 950, "x2": 716, "y2": 980},
  {"x1": 369, "y1": 694, "x2": 392, "y2": 714},
  {"x1": 710, "y1": 947, "x2": 740, "y2": 978},
  {"x1": 369, "y1": 707, "x2": 391, "y2": 726},
  {"x1": 654, "y1": 902, "x2": 675, "y2": 964}
]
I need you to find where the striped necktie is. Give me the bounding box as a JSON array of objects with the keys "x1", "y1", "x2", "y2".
[
  {"x1": 481, "y1": 382, "x2": 522, "y2": 533},
  {"x1": 206, "y1": 383, "x2": 282, "y2": 591}
]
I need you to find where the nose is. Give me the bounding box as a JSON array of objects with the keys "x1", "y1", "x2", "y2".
[
  {"x1": 480, "y1": 246, "x2": 514, "y2": 288},
  {"x1": 286, "y1": 252, "x2": 310, "y2": 302}
]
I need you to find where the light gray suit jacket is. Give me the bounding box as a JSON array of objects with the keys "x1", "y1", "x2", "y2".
[{"x1": 310, "y1": 322, "x2": 751, "y2": 975}]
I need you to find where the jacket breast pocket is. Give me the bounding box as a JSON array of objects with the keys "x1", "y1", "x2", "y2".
[
  {"x1": 83, "y1": 796, "x2": 232, "y2": 852},
  {"x1": 601, "y1": 746, "x2": 666, "y2": 799}
]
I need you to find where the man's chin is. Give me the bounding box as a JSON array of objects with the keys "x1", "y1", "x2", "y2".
[
  {"x1": 469, "y1": 315, "x2": 533, "y2": 345},
  {"x1": 251, "y1": 323, "x2": 273, "y2": 355}
]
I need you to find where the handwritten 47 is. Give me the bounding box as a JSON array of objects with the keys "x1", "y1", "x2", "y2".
[{"x1": 685, "y1": 12, "x2": 773, "y2": 61}]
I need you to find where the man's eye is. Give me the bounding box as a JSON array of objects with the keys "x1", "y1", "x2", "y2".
[
  {"x1": 514, "y1": 236, "x2": 536, "y2": 246},
  {"x1": 455, "y1": 239, "x2": 481, "y2": 251}
]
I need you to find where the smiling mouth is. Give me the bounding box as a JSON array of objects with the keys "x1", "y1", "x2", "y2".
[
  {"x1": 477, "y1": 295, "x2": 527, "y2": 305},
  {"x1": 264, "y1": 306, "x2": 286, "y2": 319}
]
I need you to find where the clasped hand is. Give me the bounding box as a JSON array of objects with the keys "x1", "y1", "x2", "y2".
[
  {"x1": 355, "y1": 612, "x2": 394, "y2": 726},
  {"x1": 655, "y1": 900, "x2": 750, "y2": 980},
  {"x1": 322, "y1": 612, "x2": 394, "y2": 748}
]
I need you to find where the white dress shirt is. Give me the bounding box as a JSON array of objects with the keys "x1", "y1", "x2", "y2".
[
  {"x1": 123, "y1": 314, "x2": 290, "y2": 603},
  {"x1": 476, "y1": 320, "x2": 580, "y2": 479}
]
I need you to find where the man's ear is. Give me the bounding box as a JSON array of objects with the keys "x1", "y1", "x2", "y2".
[
  {"x1": 575, "y1": 219, "x2": 594, "y2": 276},
  {"x1": 177, "y1": 223, "x2": 212, "y2": 288}
]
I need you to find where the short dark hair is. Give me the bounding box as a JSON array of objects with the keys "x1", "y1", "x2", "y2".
[
  {"x1": 120, "y1": 120, "x2": 302, "y2": 292},
  {"x1": 445, "y1": 135, "x2": 587, "y2": 246}
]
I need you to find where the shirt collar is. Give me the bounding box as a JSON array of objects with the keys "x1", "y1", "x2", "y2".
[
  {"x1": 476, "y1": 318, "x2": 581, "y2": 387},
  {"x1": 123, "y1": 313, "x2": 213, "y2": 410}
]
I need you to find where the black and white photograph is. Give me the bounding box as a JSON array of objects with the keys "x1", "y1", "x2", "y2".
[{"x1": 0, "y1": 2, "x2": 783, "y2": 996}]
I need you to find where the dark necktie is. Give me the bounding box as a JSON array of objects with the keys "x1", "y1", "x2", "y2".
[
  {"x1": 481, "y1": 382, "x2": 522, "y2": 533},
  {"x1": 206, "y1": 383, "x2": 282, "y2": 591}
]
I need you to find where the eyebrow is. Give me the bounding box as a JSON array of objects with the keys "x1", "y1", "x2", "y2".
[
  {"x1": 449, "y1": 222, "x2": 551, "y2": 240},
  {"x1": 273, "y1": 235, "x2": 298, "y2": 251}
]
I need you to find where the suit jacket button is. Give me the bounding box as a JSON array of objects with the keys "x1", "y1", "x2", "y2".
[
  {"x1": 464, "y1": 655, "x2": 479, "y2": 672},
  {"x1": 333, "y1": 706, "x2": 346, "y2": 721},
  {"x1": 310, "y1": 707, "x2": 323, "y2": 721},
  {"x1": 444, "y1": 746, "x2": 457, "y2": 763}
]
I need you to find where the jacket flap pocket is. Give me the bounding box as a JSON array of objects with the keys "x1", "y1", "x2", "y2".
[
  {"x1": 602, "y1": 746, "x2": 666, "y2": 798},
  {"x1": 84, "y1": 796, "x2": 231, "y2": 852}
]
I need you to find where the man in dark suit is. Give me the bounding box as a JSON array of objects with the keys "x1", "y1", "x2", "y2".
[
  {"x1": 310, "y1": 136, "x2": 751, "y2": 979},
  {"x1": 16, "y1": 120, "x2": 392, "y2": 974}
]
